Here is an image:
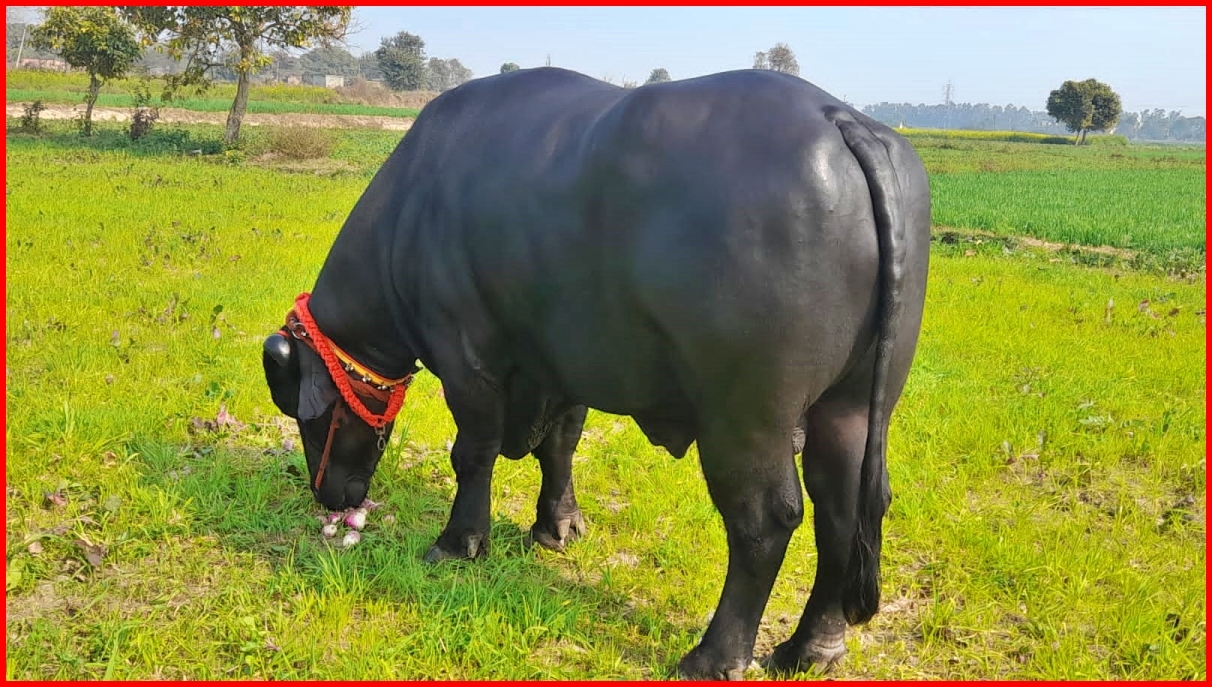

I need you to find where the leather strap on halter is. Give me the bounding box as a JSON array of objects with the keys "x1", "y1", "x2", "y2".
[{"x1": 278, "y1": 292, "x2": 414, "y2": 490}]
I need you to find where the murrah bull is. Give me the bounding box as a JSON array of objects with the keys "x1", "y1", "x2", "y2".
[{"x1": 262, "y1": 67, "x2": 930, "y2": 679}]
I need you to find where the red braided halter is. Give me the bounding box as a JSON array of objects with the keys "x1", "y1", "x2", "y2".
[{"x1": 279, "y1": 292, "x2": 414, "y2": 489}]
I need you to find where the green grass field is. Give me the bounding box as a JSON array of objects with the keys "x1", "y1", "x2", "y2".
[
  {"x1": 7, "y1": 89, "x2": 421, "y2": 120},
  {"x1": 4, "y1": 118, "x2": 1206, "y2": 680},
  {"x1": 6, "y1": 70, "x2": 357, "y2": 103},
  {"x1": 931, "y1": 168, "x2": 1206, "y2": 253},
  {"x1": 5, "y1": 70, "x2": 423, "y2": 119}
]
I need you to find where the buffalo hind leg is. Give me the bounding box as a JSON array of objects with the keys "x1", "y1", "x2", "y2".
[
  {"x1": 424, "y1": 391, "x2": 504, "y2": 563},
  {"x1": 767, "y1": 394, "x2": 872, "y2": 674},
  {"x1": 677, "y1": 429, "x2": 804, "y2": 681},
  {"x1": 528, "y1": 405, "x2": 589, "y2": 552}
]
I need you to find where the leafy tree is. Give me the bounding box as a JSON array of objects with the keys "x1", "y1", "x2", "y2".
[
  {"x1": 753, "y1": 42, "x2": 799, "y2": 76},
  {"x1": 1046, "y1": 78, "x2": 1122, "y2": 144},
  {"x1": 266, "y1": 48, "x2": 300, "y2": 82},
  {"x1": 120, "y1": 6, "x2": 352, "y2": 145},
  {"x1": 375, "y1": 30, "x2": 426, "y2": 91},
  {"x1": 426, "y1": 57, "x2": 473, "y2": 91},
  {"x1": 1087, "y1": 82, "x2": 1122, "y2": 137},
  {"x1": 499, "y1": 62, "x2": 520, "y2": 74},
  {"x1": 358, "y1": 53, "x2": 384, "y2": 82},
  {"x1": 644, "y1": 67, "x2": 671, "y2": 85},
  {"x1": 298, "y1": 45, "x2": 359, "y2": 79},
  {"x1": 31, "y1": 6, "x2": 142, "y2": 136},
  {"x1": 134, "y1": 42, "x2": 186, "y2": 76}
]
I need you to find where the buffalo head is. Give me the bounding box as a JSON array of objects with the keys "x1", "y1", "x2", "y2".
[{"x1": 262, "y1": 332, "x2": 393, "y2": 510}]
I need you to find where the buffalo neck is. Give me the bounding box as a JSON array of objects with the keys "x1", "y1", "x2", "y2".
[{"x1": 307, "y1": 225, "x2": 416, "y2": 381}]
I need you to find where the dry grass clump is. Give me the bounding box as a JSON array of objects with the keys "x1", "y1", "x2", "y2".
[
  {"x1": 265, "y1": 126, "x2": 337, "y2": 160},
  {"x1": 335, "y1": 78, "x2": 440, "y2": 109}
]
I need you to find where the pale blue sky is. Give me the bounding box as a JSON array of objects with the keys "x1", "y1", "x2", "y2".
[{"x1": 344, "y1": 6, "x2": 1206, "y2": 116}]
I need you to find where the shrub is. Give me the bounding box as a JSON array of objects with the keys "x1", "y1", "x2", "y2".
[
  {"x1": 18, "y1": 100, "x2": 46, "y2": 134},
  {"x1": 265, "y1": 126, "x2": 336, "y2": 160},
  {"x1": 129, "y1": 77, "x2": 160, "y2": 141},
  {"x1": 334, "y1": 78, "x2": 439, "y2": 109},
  {"x1": 1088, "y1": 134, "x2": 1131, "y2": 147}
]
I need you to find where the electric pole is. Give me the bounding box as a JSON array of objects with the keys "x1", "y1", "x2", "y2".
[
  {"x1": 943, "y1": 80, "x2": 954, "y2": 129},
  {"x1": 14, "y1": 23, "x2": 28, "y2": 69}
]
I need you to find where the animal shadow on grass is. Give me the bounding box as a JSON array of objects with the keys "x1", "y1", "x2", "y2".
[{"x1": 133, "y1": 436, "x2": 693, "y2": 679}]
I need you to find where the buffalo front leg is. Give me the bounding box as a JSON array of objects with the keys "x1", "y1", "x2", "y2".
[
  {"x1": 677, "y1": 429, "x2": 804, "y2": 681},
  {"x1": 528, "y1": 405, "x2": 589, "y2": 552},
  {"x1": 424, "y1": 393, "x2": 504, "y2": 563}
]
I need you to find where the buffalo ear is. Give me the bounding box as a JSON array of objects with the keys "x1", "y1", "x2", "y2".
[
  {"x1": 296, "y1": 345, "x2": 339, "y2": 421},
  {"x1": 262, "y1": 333, "x2": 301, "y2": 418}
]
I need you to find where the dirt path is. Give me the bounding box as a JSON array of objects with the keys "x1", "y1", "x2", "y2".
[{"x1": 6, "y1": 102, "x2": 414, "y2": 132}]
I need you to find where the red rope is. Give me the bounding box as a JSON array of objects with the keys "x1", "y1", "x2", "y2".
[
  {"x1": 286, "y1": 292, "x2": 410, "y2": 430},
  {"x1": 278, "y1": 292, "x2": 414, "y2": 492}
]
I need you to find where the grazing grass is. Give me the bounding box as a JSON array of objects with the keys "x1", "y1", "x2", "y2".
[
  {"x1": 5, "y1": 121, "x2": 1206, "y2": 680},
  {"x1": 914, "y1": 136, "x2": 1205, "y2": 262},
  {"x1": 10, "y1": 119, "x2": 1205, "y2": 266},
  {"x1": 930, "y1": 168, "x2": 1207, "y2": 253}
]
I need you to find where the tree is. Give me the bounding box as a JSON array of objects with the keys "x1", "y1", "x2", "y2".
[
  {"x1": 1046, "y1": 78, "x2": 1122, "y2": 145},
  {"x1": 375, "y1": 30, "x2": 426, "y2": 91},
  {"x1": 357, "y1": 53, "x2": 384, "y2": 82},
  {"x1": 500, "y1": 62, "x2": 520, "y2": 74},
  {"x1": 753, "y1": 42, "x2": 799, "y2": 76},
  {"x1": 31, "y1": 7, "x2": 142, "y2": 136},
  {"x1": 121, "y1": 6, "x2": 352, "y2": 145},
  {"x1": 644, "y1": 67, "x2": 671, "y2": 85},
  {"x1": 298, "y1": 45, "x2": 359, "y2": 80},
  {"x1": 1088, "y1": 81, "x2": 1122, "y2": 137},
  {"x1": 767, "y1": 42, "x2": 799, "y2": 76},
  {"x1": 426, "y1": 57, "x2": 472, "y2": 92}
]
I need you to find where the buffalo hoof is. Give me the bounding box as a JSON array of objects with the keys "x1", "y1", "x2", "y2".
[
  {"x1": 676, "y1": 647, "x2": 748, "y2": 681},
  {"x1": 527, "y1": 510, "x2": 587, "y2": 553},
  {"x1": 764, "y1": 636, "x2": 846, "y2": 676},
  {"x1": 422, "y1": 533, "x2": 486, "y2": 564}
]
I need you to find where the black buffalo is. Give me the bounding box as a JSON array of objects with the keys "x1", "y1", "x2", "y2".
[{"x1": 263, "y1": 67, "x2": 930, "y2": 679}]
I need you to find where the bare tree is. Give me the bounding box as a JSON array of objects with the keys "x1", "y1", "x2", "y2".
[{"x1": 767, "y1": 42, "x2": 799, "y2": 76}]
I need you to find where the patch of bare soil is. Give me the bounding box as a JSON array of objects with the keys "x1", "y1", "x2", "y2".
[
  {"x1": 5, "y1": 102, "x2": 414, "y2": 132},
  {"x1": 249, "y1": 151, "x2": 358, "y2": 175},
  {"x1": 5, "y1": 580, "x2": 68, "y2": 629},
  {"x1": 934, "y1": 226, "x2": 1139, "y2": 260}
]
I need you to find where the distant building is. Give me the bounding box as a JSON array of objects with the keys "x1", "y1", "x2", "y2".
[
  {"x1": 303, "y1": 74, "x2": 345, "y2": 89},
  {"x1": 18, "y1": 58, "x2": 68, "y2": 71},
  {"x1": 284, "y1": 75, "x2": 302, "y2": 86}
]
